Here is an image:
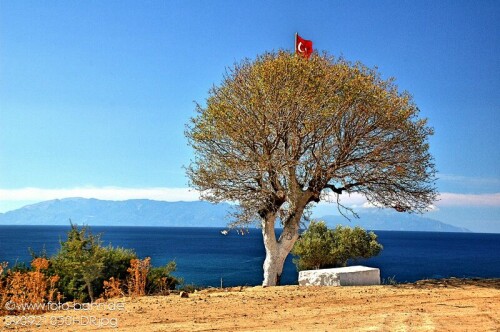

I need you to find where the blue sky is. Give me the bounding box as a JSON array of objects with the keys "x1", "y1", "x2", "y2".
[{"x1": 1, "y1": 1, "x2": 499, "y2": 232}]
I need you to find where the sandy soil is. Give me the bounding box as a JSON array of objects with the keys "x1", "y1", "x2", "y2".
[{"x1": 2, "y1": 278, "x2": 499, "y2": 331}]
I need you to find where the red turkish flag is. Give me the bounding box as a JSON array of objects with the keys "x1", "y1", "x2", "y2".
[{"x1": 295, "y1": 34, "x2": 313, "y2": 59}]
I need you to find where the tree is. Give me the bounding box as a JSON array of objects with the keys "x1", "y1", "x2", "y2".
[
  {"x1": 52, "y1": 223, "x2": 105, "y2": 302},
  {"x1": 291, "y1": 221, "x2": 383, "y2": 271},
  {"x1": 186, "y1": 51, "x2": 436, "y2": 286},
  {"x1": 52, "y1": 223, "x2": 139, "y2": 302}
]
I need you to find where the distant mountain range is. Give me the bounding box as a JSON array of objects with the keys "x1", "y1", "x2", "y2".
[
  {"x1": 0, "y1": 198, "x2": 232, "y2": 227},
  {"x1": 0, "y1": 198, "x2": 470, "y2": 232},
  {"x1": 319, "y1": 212, "x2": 470, "y2": 233}
]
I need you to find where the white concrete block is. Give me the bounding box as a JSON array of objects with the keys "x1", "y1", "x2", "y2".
[{"x1": 298, "y1": 265, "x2": 380, "y2": 286}]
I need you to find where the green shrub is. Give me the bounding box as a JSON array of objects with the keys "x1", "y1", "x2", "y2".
[
  {"x1": 8, "y1": 261, "x2": 30, "y2": 274},
  {"x1": 291, "y1": 221, "x2": 383, "y2": 271},
  {"x1": 96, "y1": 246, "x2": 137, "y2": 297},
  {"x1": 51, "y1": 223, "x2": 137, "y2": 302},
  {"x1": 147, "y1": 261, "x2": 182, "y2": 294},
  {"x1": 51, "y1": 223, "x2": 105, "y2": 302},
  {"x1": 50, "y1": 223, "x2": 181, "y2": 301}
]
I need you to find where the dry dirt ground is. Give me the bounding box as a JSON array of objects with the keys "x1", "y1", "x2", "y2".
[{"x1": 2, "y1": 279, "x2": 499, "y2": 332}]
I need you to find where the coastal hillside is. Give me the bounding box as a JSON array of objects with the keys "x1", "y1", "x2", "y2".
[{"x1": 0, "y1": 198, "x2": 469, "y2": 232}]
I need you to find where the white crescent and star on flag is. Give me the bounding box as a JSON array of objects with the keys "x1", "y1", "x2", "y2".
[
  {"x1": 295, "y1": 33, "x2": 313, "y2": 58},
  {"x1": 297, "y1": 42, "x2": 305, "y2": 53}
]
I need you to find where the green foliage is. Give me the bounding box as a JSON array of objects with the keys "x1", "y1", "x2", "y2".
[
  {"x1": 101, "y1": 246, "x2": 137, "y2": 282},
  {"x1": 291, "y1": 221, "x2": 383, "y2": 271},
  {"x1": 51, "y1": 222, "x2": 182, "y2": 301},
  {"x1": 8, "y1": 261, "x2": 30, "y2": 273},
  {"x1": 96, "y1": 245, "x2": 137, "y2": 297},
  {"x1": 51, "y1": 223, "x2": 136, "y2": 302},
  {"x1": 51, "y1": 223, "x2": 105, "y2": 302},
  {"x1": 147, "y1": 261, "x2": 182, "y2": 294}
]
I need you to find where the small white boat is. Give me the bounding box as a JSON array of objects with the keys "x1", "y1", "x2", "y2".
[{"x1": 220, "y1": 230, "x2": 229, "y2": 235}]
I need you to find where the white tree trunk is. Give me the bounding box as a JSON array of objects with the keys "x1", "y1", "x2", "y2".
[
  {"x1": 262, "y1": 219, "x2": 299, "y2": 286},
  {"x1": 262, "y1": 242, "x2": 289, "y2": 286}
]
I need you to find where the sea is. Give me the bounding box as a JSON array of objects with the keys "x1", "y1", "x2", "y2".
[{"x1": 0, "y1": 226, "x2": 499, "y2": 287}]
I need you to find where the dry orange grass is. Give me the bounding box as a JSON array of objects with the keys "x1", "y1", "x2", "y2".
[
  {"x1": 0, "y1": 258, "x2": 60, "y2": 315},
  {"x1": 103, "y1": 276, "x2": 125, "y2": 299},
  {"x1": 127, "y1": 257, "x2": 151, "y2": 297}
]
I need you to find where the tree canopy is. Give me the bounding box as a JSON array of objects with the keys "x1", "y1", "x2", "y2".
[
  {"x1": 186, "y1": 50, "x2": 436, "y2": 285},
  {"x1": 291, "y1": 221, "x2": 383, "y2": 271}
]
